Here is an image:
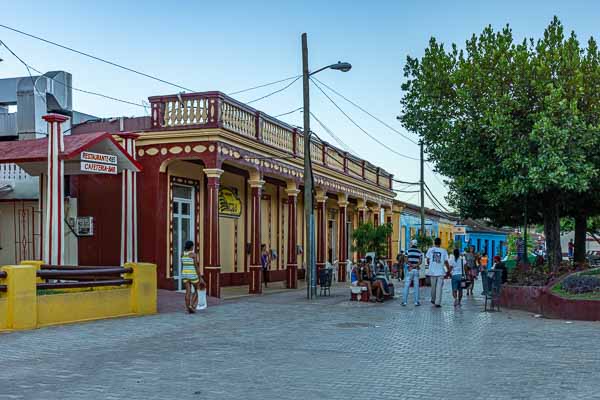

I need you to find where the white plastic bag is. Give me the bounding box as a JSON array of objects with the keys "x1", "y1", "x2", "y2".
[{"x1": 196, "y1": 288, "x2": 207, "y2": 310}]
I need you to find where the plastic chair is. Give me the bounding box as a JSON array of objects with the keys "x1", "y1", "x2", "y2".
[
  {"x1": 484, "y1": 270, "x2": 503, "y2": 312},
  {"x1": 318, "y1": 269, "x2": 332, "y2": 296}
]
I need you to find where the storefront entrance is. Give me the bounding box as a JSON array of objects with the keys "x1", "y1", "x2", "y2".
[{"x1": 172, "y1": 184, "x2": 195, "y2": 290}]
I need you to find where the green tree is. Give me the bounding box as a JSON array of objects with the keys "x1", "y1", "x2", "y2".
[
  {"x1": 351, "y1": 222, "x2": 393, "y2": 258},
  {"x1": 400, "y1": 17, "x2": 600, "y2": 271}
]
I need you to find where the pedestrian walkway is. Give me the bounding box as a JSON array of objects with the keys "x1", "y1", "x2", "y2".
[{"x1": 1, "y1": 281, "x2": 599, "y2": 400}]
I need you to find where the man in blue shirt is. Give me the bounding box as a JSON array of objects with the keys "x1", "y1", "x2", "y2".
[{"x1": 403, "y1": 240, "x2": 423, "y2": 306}]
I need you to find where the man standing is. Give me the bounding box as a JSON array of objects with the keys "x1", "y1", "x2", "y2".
[
  {"x1": 402, "y1": 240, "x2": 422, "y2": 306},
  {"x1": 568, "y1": 239, "x2": 574, "y2": 259},
  {"x1": 426, "y1": 238, "x2": 449, "y2": 308}
]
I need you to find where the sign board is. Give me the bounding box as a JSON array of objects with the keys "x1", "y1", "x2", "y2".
[
  {"x1": 219, "y1": 187, "x2": 242, "y2": 217},
  {"x1": 453, "y1": 226, "x2": 467, "y2": 235},
  {"x1": 81, "y1": 161, "x2": 117, "y2": 174},
  {"x1": 71, "y1": 216, "x2": 94, "y2": 236},
  {"x1": 81, "y1": 151, "x2": 117, "y2": 165}
]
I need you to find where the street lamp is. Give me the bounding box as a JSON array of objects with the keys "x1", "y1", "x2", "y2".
[{"x1": 301, "y1": 32, "x2": 351, "y2": 299}]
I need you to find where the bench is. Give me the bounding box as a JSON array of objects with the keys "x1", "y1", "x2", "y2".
[{"x1": 349, "y1": 283, "x2": 395, "y2": 302}]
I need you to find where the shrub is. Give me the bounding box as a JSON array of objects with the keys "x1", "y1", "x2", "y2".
[{"x1": 561, "y1": 274, "x2": 600, "y2": 294}]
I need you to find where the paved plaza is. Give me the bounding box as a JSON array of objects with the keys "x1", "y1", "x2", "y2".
[{"x1": 1, "y1": 281, "x2": 599, "y2": 400}]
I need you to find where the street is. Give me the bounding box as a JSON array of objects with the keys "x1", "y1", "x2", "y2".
[{"x1": 1, "y1": 282, "x2": 599, "y2": 400}]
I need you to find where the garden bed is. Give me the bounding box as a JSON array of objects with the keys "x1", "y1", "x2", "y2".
[{"x1": 500, "y1": 268, "x2": 600, "y2": 321}]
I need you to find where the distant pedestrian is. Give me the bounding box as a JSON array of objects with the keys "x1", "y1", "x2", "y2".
[
  {"x1": 464, "y1": 246, "x2": 476, "y2": 296},
  {"x1": 426, "y1": 238, "x2": 449, "y2": 307},
  {"x1": 402, "y1": 240, "x2": 422, "y2": 306},
  {"x1": 396, "y1": 251, "x2": 406, "y2": 280},
  {"x1": 261, "y1": 244, "x2": 270, "y2": 288},
  {"x1": 181, "y1": 240, "x2": 204, "y2": 313},
  {"x1": 449, "y1": 248, "x2": 465, "y2": 307},
  {"x1": 492, "y1": 255, "x2": 508, "y2": 284},
  {"x1": 568, "y1": 239, "x2": 574, "y2": 258}
]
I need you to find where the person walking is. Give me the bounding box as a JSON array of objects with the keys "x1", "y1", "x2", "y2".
[
  {"x1": 261, "y1": 244, "x2": 270, "y2": 288},
  {"x1": 449, "y1": 248, "x2": 465, "y2": 307},
  {"x1": 426, "y1": 238, "x2": 449, "y2": 308},
  {"x1": 180, "y1": 240, "x2": 204, "y2": 313},
  {"x1": 402, "y1": 239, "x2": 422, "y2": 306},
  {"x1": 464, "y1": 246, "x2": 476, "y2": 296}
]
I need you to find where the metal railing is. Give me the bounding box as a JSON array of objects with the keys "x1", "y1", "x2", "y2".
[
  {"x1": 36, "y1": 265, "x2": 133, "y2": 290},
  {"x1": 148, "y1": 92, "x2": 394, "y2": 190}
]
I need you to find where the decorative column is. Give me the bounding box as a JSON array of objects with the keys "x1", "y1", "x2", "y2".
[
  {"x1": 316, "y1": 189, "x2": 327, "y2": 276},
  {"x1": 285, "y1": 184, "x2": 300, "y2": 289},
  {"x1": 357, "y1": 199, "x2": 366, "y2": 225},
  {"x1": 119, "y1": 133, "x2": 140, "y2": 265},
  {"x1": 204, "y1": 168, "x2": 223, "y2": 298},
  {"x1": 373, "y1": 205, "x2": 381, "y2": 227},
  {"x1": 385, "y1": 208, "x2": 393, "y2": 266},
  {"x1": 248, "y1": 176, "x2": 265, "y2": 294},
  {"x1": 42, "y1": 114, "x2": 69, "y2": 265},
  {"x1": 337, "y1": 194, "x2": 349, "y2": 281}
]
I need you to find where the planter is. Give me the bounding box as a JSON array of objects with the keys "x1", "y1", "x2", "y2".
[{"x1": 500, "y1": 271, "x2": 600, "y2": 321}]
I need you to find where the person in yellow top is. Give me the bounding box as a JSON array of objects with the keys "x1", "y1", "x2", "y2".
[{"x1": 181, "y1": 240, "x2": 204, "y2": 313}]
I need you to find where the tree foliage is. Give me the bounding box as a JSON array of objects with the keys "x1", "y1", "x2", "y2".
[
  {"x1": 400, "y1": 17, "x2": 600, "y2": 270},
  {"x1": 351, "y1": 222, "x2": 392, "y2": 257}
]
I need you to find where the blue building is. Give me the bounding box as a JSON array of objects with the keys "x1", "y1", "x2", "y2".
[
  {"x1": 397, "y1": 202, "x2": 442, "y2": 251},
  {"x1": 454, "y1": 219, "x2": 510, "y2": 269}
]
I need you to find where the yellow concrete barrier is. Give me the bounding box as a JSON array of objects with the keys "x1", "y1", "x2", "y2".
[
  {"x1": 1, "y1": 265, "x2": 37, "y2": 330},
  {"x1": 0, "y1": 262, "x2": 157, "y2": 331}
]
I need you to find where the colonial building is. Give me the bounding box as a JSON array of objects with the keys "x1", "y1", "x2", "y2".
[
  {"x1": 70, "y1": 91, "x2": 396, "y2": 297},
  {"x1": 453, "y1": 219, "x2": 509, "y2": 268},
  {"x1": 395, "y1": 201, "x2": 457, "y2": 251}
]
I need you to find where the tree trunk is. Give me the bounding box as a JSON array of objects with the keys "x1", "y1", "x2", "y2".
[
  {"x1": 574, "y1": 214, "x2": 587, "y2": 264},
  {"x1": 543, "y1": 196, "x2": 562, "y2": 271}
]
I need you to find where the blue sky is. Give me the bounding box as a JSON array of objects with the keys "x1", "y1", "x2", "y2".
[{"x1": 2, "y1": 0, "x2": 599, "y2": 209}]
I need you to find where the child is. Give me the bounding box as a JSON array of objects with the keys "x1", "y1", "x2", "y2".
[{"x1": 181, "y1": 240, "x2": 204, "y2": 313}]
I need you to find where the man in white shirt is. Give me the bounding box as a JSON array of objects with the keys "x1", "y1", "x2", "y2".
[{"x1": 426, "y1": 238, "x2": 450, "y2": 307}]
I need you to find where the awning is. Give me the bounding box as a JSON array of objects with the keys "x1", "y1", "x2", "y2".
[{"x1": 0, "y1": 132, "x2": 142, "y2": 176}]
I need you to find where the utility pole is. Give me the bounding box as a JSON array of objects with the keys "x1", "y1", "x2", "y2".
[
  {"x1": 419, "y1": 140, "x2": 425, "y2": 249},
  {"x1": 302, "y1": 33, "x2": 315, "y2": 299}
]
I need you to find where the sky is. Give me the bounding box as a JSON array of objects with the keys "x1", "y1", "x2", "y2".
[{"x1": 2, "y1": 0, "x2": 599, "y2": 211}]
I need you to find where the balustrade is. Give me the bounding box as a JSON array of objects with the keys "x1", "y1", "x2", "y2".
[
  {"x1": 0, "y1": 163, "x2": 33, "y2": 182},
  {"x1": 148, "y1": 92, "x2": 393, "y2": 190}
]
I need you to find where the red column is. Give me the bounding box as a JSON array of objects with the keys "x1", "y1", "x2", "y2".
[
  {"x1": 316, "y1": 193, "x2": 327, "y2": 276},
  {"x1": 249, "y1": 178, "x2": 265, "y2": 294},
  {"x1": 337, "y1": 197, "x2": 348, "y2": 281},
  {"x1": 373, "y1": 206, "x2": 380, "y2": 227},
  {"x1": 285, "y1": 188, "x2": 299, "y2": 289},
  {"x1": 386, "y1": 212, "x2": 393, "y2": 266},
  {"x1": 358, "y1": 208, "x2": 365, "y2": 224},
  {"x1": 204, "y1": 168, "x2": 223, "y2": 298}
]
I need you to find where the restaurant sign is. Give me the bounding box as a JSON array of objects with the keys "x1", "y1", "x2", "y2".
[
  {"x1": 219, "y1": 187, "x2": 242, "y2": 217},
  {"x1": 80, "y1": 151, "x2": 117, "y2": 175}
]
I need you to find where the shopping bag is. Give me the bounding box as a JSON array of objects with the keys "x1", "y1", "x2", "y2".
[{"x1": 196, "y1": 288, "x2": 208, "y2": 310}]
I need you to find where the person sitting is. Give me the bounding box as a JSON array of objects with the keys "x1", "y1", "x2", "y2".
[
  {"x1": 492, "y1": 255, "x2": 508, "y2": 284},
  {"x1": 357, "y1": 261, "x2": 374, "y2": 298},
  {"x1": 373, "y1": 257, "x2": 391, "y2": 298}
]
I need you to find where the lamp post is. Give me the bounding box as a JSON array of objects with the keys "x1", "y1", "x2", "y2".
[{"x1": 302, "y1": 32, "x2": 351, "y2": 299}]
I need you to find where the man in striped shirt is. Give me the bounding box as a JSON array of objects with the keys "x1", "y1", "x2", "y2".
[{"x1": 402, "y1": 240, "x2": 423, "y2": 306}]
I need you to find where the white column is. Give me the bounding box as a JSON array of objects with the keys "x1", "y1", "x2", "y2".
[
  {"x1": 119, "y1": 133, "x2": 140, "y2": 265},
  {"x1": 42, "y1": 114, "x2": 69, "y2": 265}
]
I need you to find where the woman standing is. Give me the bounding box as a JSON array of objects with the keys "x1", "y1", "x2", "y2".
[
  {"x1": 181, "y1": 240, "x2": 204, "y2": 313},
  {"x1": 464, "y1": 247, "x2": 476, "y2": 296},
  {"x1": 261, "y1": 244, "x2": 270, "y2": 288},
  {"x1": 449, "y1": 248, "x2": 465, "y2": 307}
]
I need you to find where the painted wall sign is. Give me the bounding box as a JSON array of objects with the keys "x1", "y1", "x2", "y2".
[
  {"x1": 81, "y1": 151, "x2": 117, "y2": 165},
  {"x1": 219, "y1": 187, "x2": 242, "y2": 217},
  {"x1": 81, "y1": 161, "x2": 117, "y2": 174}
]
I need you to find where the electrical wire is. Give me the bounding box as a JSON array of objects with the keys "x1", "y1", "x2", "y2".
[
  {"x1": 0, "y1": 40, "x2": 46, "y2": 104},
  {"x1": 0, "y1": 40, "x2": 147, "y2": 109},
  {"x1": 393, "y1": 178, "x2": 420, "y2": 185},
  {"x1": 228, "y1": 76, "x2": 301, "y2": 95},
  {"x1": 424, "y1": 183, "x2": 452, "y2": 213},
  {"x1": 310, "y1": 111, "x2": 358, "y2": 156},
  {"x1": 426, "y1": 162, "x2": 449, "y2": 188},
  {"x1": 274, "y1": 107, "x2": 303, "y2": 118},
  {"x1": 311, "y1": 77, "x2": 420, "y2": 146},
  {"x1": 246, "y1": 76, "x2": 301, "y2": 104},
  {"x1": 0, "y1": 24, "x2": 196, "y2": 92},
  {"x1": 310, "y1": 78, "x2": 420, "y2": 161}
]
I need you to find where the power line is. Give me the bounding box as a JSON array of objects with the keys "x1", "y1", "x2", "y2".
[
  {"x1": 311, "y1": 76, "x2": 420, "y2": 145},
  {"x1": 0, "y1": 40, "x2": 147, "y2": 109},
  {"x1": 310, "y1": 78, "x2": 420, "y2": 161},
  {"x1": 228, "y1": 76, "x2": 301, "y2": 95},
  {"x1": 0, "y1": 40, "x2": 46, "y2": 104},
  {"x1": 393, "y1": 178, "x2": 419, "y2": 185},
  {"x1": 246, "y1": 76, "x2": 301, "y2": 104},
  {"x1": 424, "y1": 183, "x2": 452, "y2": 214},
  {"x1": 0, "y1": 24, "x2": 196, "y2": 92},
  {"x1": 310, "y1": 111, "x2": 358, "y2": 156},
  {"x1": 274, "y1": 107, "x2": 303, "y2": 118},
  {"x1": 426, "y1": 162, "x2": 449, "y2": 188},
  {"x1": 394, "y1": 189, "x2": 420, "y2": 193}
]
